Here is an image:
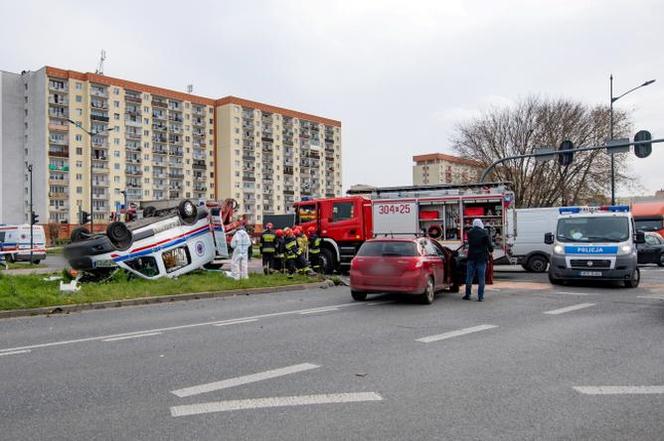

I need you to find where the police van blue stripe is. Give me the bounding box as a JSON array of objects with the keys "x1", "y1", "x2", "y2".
[{"x1": 564, "y1": 246, "x2": 618, "y2": 255}]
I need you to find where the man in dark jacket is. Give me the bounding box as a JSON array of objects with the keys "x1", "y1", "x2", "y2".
[{"x1": 462, "y1": 218, "x2": 494, "y2": 302}]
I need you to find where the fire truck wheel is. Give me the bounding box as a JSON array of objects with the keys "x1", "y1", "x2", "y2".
[
  {"x1": 351, "y1": 290, "x2": 367, "y2": 301},
  {"x1": 178, "y1": 200, "x2": 198, "y2": 225},
  {"x1": 107, "y1": 222, "x2": 133, "y2": 251},
  {"x1": 70, "y1": 227, "x2": 90, "y2": 243},
  {"x1": 319, "y1": 248, "x2": 335, "y2": 274}
]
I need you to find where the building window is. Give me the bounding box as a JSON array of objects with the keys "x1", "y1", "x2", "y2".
[
  {"x1": 113, "y1": 88, "x2": 119, "y2": 95},
  {"x1": 76, "y1": 95, "x2": 82, "y2": 103},
  {"x1": 114, "y1": 100, "x2": 120, "y2": 107},
  {"x1": 76, "y1": 187, "x2": 83, "y2": 194},
  {"x1": 76, "y1": 148, "x2": 83, "y2": 155},
  {"x1": 114, "y1": 113, "x2": 120, "y2": 120}
]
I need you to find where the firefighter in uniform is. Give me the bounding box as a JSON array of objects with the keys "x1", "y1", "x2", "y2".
[
  {"x1": 307, "y1": 226, "x2": 322, "y2": 273},
  {"x1": 283, "y1": 228, "x2": 300, "y2": 277},
  {"x1": 273, "y1": 229, "x2": 285, "y2": 273},
  {"x1": 294, "y1": 227, "x2": 313, "y2": 275},
  {"x1": 260, "y1": 223, "x2": 276, "y2": 275}
]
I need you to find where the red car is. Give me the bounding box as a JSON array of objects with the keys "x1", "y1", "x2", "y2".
[{"x1": 349, "y1": 237, "x2": 459, "y2": 304}]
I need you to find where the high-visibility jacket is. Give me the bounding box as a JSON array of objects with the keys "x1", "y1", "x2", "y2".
[
  {"x1": 260, "y1": 229, "x2": 276, "y2": 254},
  {"x1": 284, "y1": 236, "x2": 300, "y2": 259},
  {"x1": 296, "y1": 234, "x2": 308, "y2": 255},
  {"x1": 308, "y1": 234, "x2": 321, "y2": 255}
]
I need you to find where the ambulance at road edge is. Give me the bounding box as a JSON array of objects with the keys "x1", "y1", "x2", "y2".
[{"x1": 544, "y1": 206, "x2": 645, "y2": 288}]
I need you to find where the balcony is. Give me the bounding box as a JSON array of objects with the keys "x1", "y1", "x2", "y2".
[
  {"x1": 48, "y1": 96, "x2": 68, "y2": 106},
  {"x1": 169, "y1": 148, "x2": 183, "y2": 156},
  {"x1": 169, "y1": 173, "x2": 184, "y2": 180},
  {"x1": 192, "y1": 159, "x2": 206, "y2": 170},
  {"x1": 90, "y1": 87, "x2": 108, "y2": 97},
  {"x1": 49, "y1": 191, "x2": 68, "y2": 200},
  {"x1": 125, "y1": 117, "x2": 142, "y2": 127},
  {"x1": 125, "y1": 93, "x2": 141, "y2": 104},
  {"x1": 92, "y1": 180, "x2": 109, "y2": 187},
  {"x1": 92, "y1": 192, "x2": 108, "y2": 200},
  {"x1": 153, "y1": 123, "x2": 167, "y2": 132},
  {"x1": 152, "y1": 99, "x2": 168, "y2": 108},
  {"x1": 152, "y1": 147, "x2": 168, "y2": 155},
  {"x1": 126, "y1": 131, "x2": 142, "y2": 140},
  {"x1": 48, "y1": 147, "x2": 69, "y2": 158},
  {"x1": 91, "y1": 100, "x2": 108, "y2": 110},
  {"x1": 194, "y1": 185, "x2": 207, "y2": 192},
  {"x1": 48, "y1": 109, "x2": 68, "y2": 119},
  {"x1": 49, "y1": 136, "x2": 67, "y2": 145},
  {"x1": 48, "y1": 81, "x2": 67, "y2": 91},
  {"x1": 49, "y1": 121, "x2": 69, "y2": 132}
]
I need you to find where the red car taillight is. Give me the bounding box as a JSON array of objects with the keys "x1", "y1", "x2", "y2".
[{"x1": 406, "y1": 258, "x2": 424, "y2": 270}]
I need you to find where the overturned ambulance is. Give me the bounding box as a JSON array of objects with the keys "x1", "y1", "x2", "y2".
[{"x1": 64, "y1": 200, "x2": 230, "y2": 280}]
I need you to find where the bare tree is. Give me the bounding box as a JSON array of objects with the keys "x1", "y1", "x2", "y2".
[{"x1": 452, "y1": 96, "x2": 632, "y2": 207}]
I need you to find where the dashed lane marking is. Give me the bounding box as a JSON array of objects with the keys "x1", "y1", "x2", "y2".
[
  {"x1": 170, "y1": 392, "x2": 384, "y2": 417},
  {"x1": 171, "y1": 363, "x2": 320, "y2": 398},
  {"x1": 212, "y1": 319, "x2": 259, "y2": 327},
  {"x1": 0, "y1": 349, "x2": 31, "y2": 357},
  {"x1": 0, "y1": 302, "x2": 361, "y2": 355},
  {"x1": 574, "y1": 386, "x2": 664, "y2": 395},
  {"x1": 543, "y1": 303, "x2": 596, "y2": 315},
  {"x1": 555, "y1": 291, "x2": 593, "y2": 296},
  {"x1": 298, "y1": 307, "x2": 340, "y2": 315},
  {"x1": 416, "y1": 324, "x2": 498, "y2": 344},
  {"x1": 102, "y1": 332, "x2": 163, "y2": 342}
]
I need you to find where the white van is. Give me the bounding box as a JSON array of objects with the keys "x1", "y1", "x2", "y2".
[
  {"x1": 511, "y1": 207, "x2": 559, "y2": 272},
  {"x1": 0, "y1": 225, "x2": 47, "y2": 263},
  {"x1": 545, "y1": 205, "x2": 643, "y2": 288}
]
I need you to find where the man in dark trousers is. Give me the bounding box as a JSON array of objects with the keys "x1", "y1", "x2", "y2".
[
  {"x1": 462, "y1": 218, "x2": 493, "y2": 302},
  {"x1": 260, "y1": 222, "x2": 276, "y2": 274}
]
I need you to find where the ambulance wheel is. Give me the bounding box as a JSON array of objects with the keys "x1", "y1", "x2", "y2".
[
  {"x1": 143, "y1": 206, "x2": 156, "y2": 217},
  {"x1": 178, "y1": 200, "x2": 198, "y2": 225},
  {"x1": 351, "y1": 290, "x2": 367, "y2": 301},
  {"x1": 107, "y1": 222, "x2": 133, "y2": 251},
  {"x1": 33, "y1": 259, "x2": 41, "y2": 265},
  {"x1": 70, "y1": 227, "x2": 90, "y2": 243},
  {"x1": 624, "y1": 268, "x2": 640, "y2": 288},
  {"x1": 319, "y1": 248, "x2": 335, "y2": 274}
]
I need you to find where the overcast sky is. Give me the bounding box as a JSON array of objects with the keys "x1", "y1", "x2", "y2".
[{"x1": 2, "y1": 0, "x2": 662, "y2": 196}]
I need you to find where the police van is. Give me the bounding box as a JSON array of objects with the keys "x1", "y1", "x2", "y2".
[
  {"x1": 544, "y1": 206, "x2": 644, "y2": 288},
  {"x1": 0, "y1": 224, "x2": 47, "y2": 263}
]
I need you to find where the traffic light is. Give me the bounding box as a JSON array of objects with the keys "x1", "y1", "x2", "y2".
[
  {"x1": 30, "y1": 211, "x2": 39, "y2": 225},
  {"x1": 634, "y1": 130, "x2": 652, "y2": 158},
  {"x1": 80, "y1": 210, "x2": 91, "y2": 225},
  {"x1": 558, "y1": 140, "x2": 574, "y2": 166}
]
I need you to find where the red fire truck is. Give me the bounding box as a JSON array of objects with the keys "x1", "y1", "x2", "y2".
[{"x1": 293, "y1": 182, "x2": 515, "y2": 273}]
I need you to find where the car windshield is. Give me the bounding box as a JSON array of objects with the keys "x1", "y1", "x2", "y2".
[
  {"x1": 357, "y1": 241, "x2": 419, "y2": 257},
  {"x1": 557, "y1": 216, "x2": 629, "y2": 243},
  {"x1": 635, "y1": 218, "x2": 663, "y2": 232}
]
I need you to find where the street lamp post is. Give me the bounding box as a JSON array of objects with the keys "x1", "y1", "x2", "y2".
[
  {"x1": 120, "y1": 190, "x2": 127, "y2": 221},
  {"x1": 609, "y1": 75, "x2": 656, "y2": 204},
  {"x1": 67, "y1": 119, "x2": 113, "y2": 232}
]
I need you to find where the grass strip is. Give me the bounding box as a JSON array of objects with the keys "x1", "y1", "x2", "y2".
[{"x1": 0, "y1": 271, "x2": 320, "y2": 311}]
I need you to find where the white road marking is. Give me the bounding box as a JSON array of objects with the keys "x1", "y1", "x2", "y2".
[
  {"x1": 0, "y1": 302, "x2": 360, "y2": 354},
  {"x1": 544, "y1": 303, "x2": 596, "y2": 315},
  {"x1": 555, "y1": 291, "x2": 592, "y2": 296},
  {"x1": 170, "y1": 392, "x2": 383, "y2": 417},
  {"x1": 637, "y1": 295, "x2": 664, "y2": 300},
  {"x1": 212, "y1": 319, "x2": 259, "y2": 327},
  {"x1": 298, "y1": 307, "x2": 340, "y2": 315},
  {"x1": 102, "y1": 332, "x2": 163, "y2": 342},
  {"x1": 0, "y1": 349, "x2": 31, "y2": 357},
  {"x1": 171, "y1": 363, "x2": 320, "y2": 398},
  {"x1": 574, "y1": 386, "x2": 664, "y2": 395},
  {"x1": 416, "y1": 324, "x2": 498, "y2": 344}
]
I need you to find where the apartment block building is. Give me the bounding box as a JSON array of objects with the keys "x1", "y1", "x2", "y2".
[
  {"x1": 413, "y1": 153, "x2": 482, "y2": 186},
  {"x1": 0, "y1": 67, "x2": 342, "y2": 226}
]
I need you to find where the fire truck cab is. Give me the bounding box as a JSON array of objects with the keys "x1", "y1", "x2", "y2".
[{"x1": 293, "y1": 182, "x2": 515, "y2": 273}]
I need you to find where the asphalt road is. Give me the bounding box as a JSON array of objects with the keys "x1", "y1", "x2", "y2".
[{"x1": 1, "y1": 266, "x2": 664, "y2": 441}]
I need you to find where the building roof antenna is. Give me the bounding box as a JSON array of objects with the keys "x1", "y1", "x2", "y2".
[
  {"x1": 186, "y1": 84, "x2": 194, "y2": 94},
  {"x1": 95, "y1": 49, "x2": 106, "y2": 75}
]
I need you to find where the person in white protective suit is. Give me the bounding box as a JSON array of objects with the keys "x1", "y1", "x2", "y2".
[{"x1": 229, "y1": 225, "x2": 252, "y2": 280}]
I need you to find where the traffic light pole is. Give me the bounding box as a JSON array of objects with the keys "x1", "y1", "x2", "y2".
[
  {"x1": 479, "y1": 137, "x2": 664, "y2": 183},
  {"x1": 28, "y1": 164, "x2": 33, "y2": 265}
]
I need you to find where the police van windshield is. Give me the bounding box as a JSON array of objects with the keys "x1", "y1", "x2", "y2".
[{"x1": 557, "y1": 216, "x2": 629, "y2": 243}]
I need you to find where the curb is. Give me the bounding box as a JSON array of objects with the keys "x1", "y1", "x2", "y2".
[{"x1": 0, "y1": 280, "x2": 336, "y2": 320}]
